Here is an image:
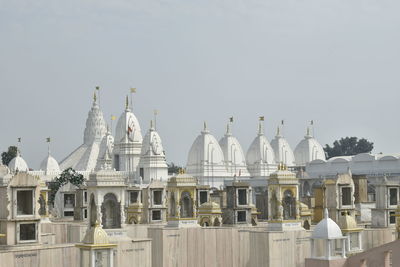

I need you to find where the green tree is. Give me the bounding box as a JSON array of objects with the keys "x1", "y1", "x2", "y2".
[
  {"x1": 324, "y1": 137, "x2": 374, "y2": 159},
  {"x1": 1, "y1": 146, "x2": 18, "y2": 166},
  {"x1": 48, "y1": 168, "x2": 84, "y2": 204},
  {"x1": 168, "y1": 162, "x2": 183, "y2": 175}
]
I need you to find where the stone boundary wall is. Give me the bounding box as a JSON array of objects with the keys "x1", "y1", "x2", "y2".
[{"x1": 0, "y1": 244, "x2": 79, "y2": 267}]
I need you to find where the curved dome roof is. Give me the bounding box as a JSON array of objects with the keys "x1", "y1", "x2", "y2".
[
  {"x1": 294, "y1": 127, "x2": 326, "y2": 166},
  {"x1": 40, "y1": 154, "x2": 60, "y2": 173},
  {"x1": 114, "y1": 100, "x2": 142, "y2": 144},
  {"x1": 246, "y1": 122, "x2": 276, "y2": 176},
  {"x1": 141, "y1": 121, "x2": 165, "y2": 157},
  {"x1": 219, "y1": 123, "x2": 250, "y2": 177},
  {"x1": 270, "y1": 126, "x2": 296, "y2": 166},
  {"x1": 0, "y1": 164, "x2": 10, "y2": 177},
  {"x1": 186, "y1": 122, "x2": 229, "y2": 177},
  {"x1": 83, "y1": 94, "x2": 107, "y2": 145},
  {"x1": 312, "y1": 209, "x2": 343, "y2": 239},
  {"x1": 8, "y1": 152, "x2": 29, "y2": 172}
]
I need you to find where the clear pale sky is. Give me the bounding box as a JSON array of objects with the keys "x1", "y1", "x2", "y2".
[{"x1": 1, "y1": 0, "x2": 399, "y2": 169}]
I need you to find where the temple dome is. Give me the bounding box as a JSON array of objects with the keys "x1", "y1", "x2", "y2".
[
  {"x1": 219, "y1": 123, "x2": 250, "y2": 177},
  {"x1": 246, "y1": 122, "x2": 276, "y2": 176},
  {"x1": 8, "y1": 152, "x2": 29, "y2": 172},
  {"x1": 294, "y1": 127, "x2": 326, "y2": 166},
  {"x1": 115, "y1": 97, "x2": 142, "y2": 144},
  {"x1": 140, "y1": 121, "x2": 165, "y2": 157},
  {"x1": 312, "y1": 209, "x2": 343, "y2": 239},
  {"x1": 270, "y1": 126, "x2": 296, "y2": 166},
  {"x1": 40, "y1": 154, "x2": 60, "y2": 173},
  {"x1": 186, "y1": 122, "x2": 229, "y2": 177},
  {"x1": 83, "y1": 94, "x2": 107, "y2": 145}
]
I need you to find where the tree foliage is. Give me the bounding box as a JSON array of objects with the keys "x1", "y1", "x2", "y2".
[
  {"x1": 1, "y1": 146, "x2": 18, "y2": 166},
  {"x1": 324, "y1": 137, "x2": 374, "y2": 159},
  {"x1": 168, "y1": 162, "x2": 183, "y2": 175},
  {"x1": 48, "y1": 168, "x2": 84, "y2": 204}
]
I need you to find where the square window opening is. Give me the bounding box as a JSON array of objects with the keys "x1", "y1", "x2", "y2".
[
  {"x1": 237, "y1": 211, "x2": 247, "y2": 223},
  {"x1": 152, "y1": 210, "x2": 161, "y2": 221},
  {"x1": 200, "y1": 191, "x2": 208, "y2": 205},
  {"x1": 20, "y1": 223, "x2": 36, "y2": 241},
  {"x1": 341, "y1": 187, "x2": 351, "y2": 206},
  {"x1": 238, "y1": 189, "x2": 247, "y2": 205},
  {"x1": 17, "y1": 190, "x2": 33, "y2": 215},
  {"x1": 153, "y1": 190, "x2": 162, "y2": 205}
]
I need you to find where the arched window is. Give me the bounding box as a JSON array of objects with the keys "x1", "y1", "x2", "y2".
[
  {"x1": 101, "y1": 193, "x2": 121, "y2": 229},
  {"x1": 180, "y1": 191, "x2": 193, "y2": 218},
  {"x1": 283, "y1": 189, "x2": 296, "y2": 220}
]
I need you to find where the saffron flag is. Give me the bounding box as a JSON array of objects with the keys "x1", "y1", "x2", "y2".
[
  {"x1": 130, "y1": 88, "x2": 136, "y2": 93},
  {"x1": 111, "y1": 115, "x2": 116, "y2": 120},
  {"x1": 259, "y1": 116, "x2": 264, "y2": 121}
]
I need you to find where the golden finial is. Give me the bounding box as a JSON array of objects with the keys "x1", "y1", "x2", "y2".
[{"x1": 125, "y1": 95, "x2": 129, "y2": 109}]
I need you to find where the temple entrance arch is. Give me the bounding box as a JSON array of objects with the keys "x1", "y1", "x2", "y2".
[
  {"x1": 101, "y1": 193, "x2": 121, "y2": 229},
  {"x1": 180, "y1": 191, "x2": 193, "y2": 218},
  {"x1": 283, "y1": 189, "x2": 296, "y2": 220}
]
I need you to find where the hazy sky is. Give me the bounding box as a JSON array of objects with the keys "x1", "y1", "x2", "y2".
[{"x1": 1, "y1": 0, "x2": 399, "y2": 169}]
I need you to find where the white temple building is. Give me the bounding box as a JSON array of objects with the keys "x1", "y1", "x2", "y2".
[
  {"x1": 270, "y1": 125, "x2": 296, "y2": 167},
  {"x1": 294, "y1": 127, "x2": 326, "y2": 167},
  {"x1": 59, "y1": 93, "x2": 109, "y2": 172},
  {"x1": 246, "y1": 122, "x2": 276, "y2": 177}
]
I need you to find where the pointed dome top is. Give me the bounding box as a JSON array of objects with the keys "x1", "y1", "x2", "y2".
[
  {"x1": 8, "y1": 150, "x2": 29, "y2": 173},
  {"x1": 115, "y1": 97, "x2": 142, "y2": 144},
  {"x1": 186, "y1": 123, "x2": 228, "y2": 177},
  {"x1": 83, "y1": 93, "x2": 107, "y2": 145},
  {"x1": 270, "y1": 125, "x2": 296, "y2": 166},
  {"x1": 294, "y1": 127, "x2": 325, "y2": 166},
  {"x1": 40, "y1": 154, "x2": 60, "y2": 173},
  {"x1": 141, "y1": 120, "x2": 165, "y2": 156},
  {"x1": 312, "y1": 209, "x2": 343, "y2": 239},
  {"x1": 246, "y1": 122, "x2": 275, "y2": 166},
  {"x1": 82, "y1": 221, "x2": 111, "y2": 245},
  {"x1": 219, "y1": 123, "x2": 250, "y2": 177}
]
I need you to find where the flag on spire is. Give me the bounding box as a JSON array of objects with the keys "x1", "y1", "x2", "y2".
[
  {"x1": 130, "y1": 87, "x2": 136, "y2": 93},
  {"x1": 111, "y1": 115, "x2": 116, "y2": 121},
  {"x1": 46, "y1": 137, "x2": 51, "y2": 143},
  {"x1": 229, "y1": 117, "x2": 233, "y2": 122}
]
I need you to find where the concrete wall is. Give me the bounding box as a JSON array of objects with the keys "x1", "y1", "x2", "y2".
[
  {"x1": 41, "y1": 222, "x2": 87, "y2": 244},
  {"x1": 148, "y1": 226, "x2": 311, "y2": 267},
  {"x1": 0, "y1": 244, "x2": 79, "y2": 267}
]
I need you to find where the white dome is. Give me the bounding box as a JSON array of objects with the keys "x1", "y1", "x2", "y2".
[
  {"x1": 312, "y1": 209, "x2": 343, "y2": 239},
  {"x1": 186, "y1": 122, "x2": 229, "y2": 177},
  {"x1": 270, "y1": 126, "x2": 296, "y2": 166},
  {"x1": 246, "y1": 122, "x2": 276, "y2": 176},
  {"x1": 8, "y1": 152, "x2": 29, "y2": 172},
  {"x1": 40, "y1": 154, "x2": 60, "y2": 173},
  {"x1": 95, "y1": 129, "x2": 114, "y2": 170},
  {"x1": 219, "y1": 123, "x2": 250, "y2": 177},
  {"x1": 115, "y1": 103, "x2": 142, "y2": 144},
  {"x1": 140, "y1": 121, "x2": 165, "y2": 157},
  {"x1": 83, "y1": 95, "x2": 107, "y2": 145},
  {"x1": 294, "y1": 127, "x2": 326, "y2": 166},
  {"x1": 0, "y1": 164, "x2": 10, "y2": 177}
]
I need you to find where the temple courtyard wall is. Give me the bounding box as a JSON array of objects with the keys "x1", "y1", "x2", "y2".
[{"x1": 0, "y1": 222, "x2": 395, "y2": 267}]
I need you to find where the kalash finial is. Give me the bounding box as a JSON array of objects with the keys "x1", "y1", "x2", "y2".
[
  {"x1": 93, "y1": 91, "x2": 97, "y2": 103},
  {"x1": 125, "y1": 95, "x2": 129, "y2": 109}
]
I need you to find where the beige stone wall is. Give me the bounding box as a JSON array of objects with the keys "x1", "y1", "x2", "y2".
[
  {"x1": 148, "y1": 226, "x2": 311, "y2": 267},
  {"x1": 41, "y1": 222, "x2": 86, "y2": 244},
  {"x1": 361, "y1": 228, "x2": 395, "y2": 250},
  {"x1": 0, "y1": 244, "x2": 79, "y2": 267}
]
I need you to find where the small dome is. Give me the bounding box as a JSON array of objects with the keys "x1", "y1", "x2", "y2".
[
  {"x1": 114, "y1": 99, "x2": 142, "y2": 144},
  {"x1": 312, "y1": 209, "x2": 343, "y2": 239},
  {"x1": 339, "y1": 213, "x2": 361, "y2": 232},
  {"x1": 8, "y1": 152, "x2": 29, "y2": 172},
  {"x1": 186, "y1": 123, "x2": 229, "y2": 177},
  {"x1": 82, "y1": 221, "x2": 110, "y2": 245},
  {"x1": 219, "y1": 123, "x2": 250, "y2": 177},
  {"x1": 141, "y1": 121, "x2": 165, "y2": 156},
  {"x1": 198, "y1": 201, "x2": 222, "y2": 214},
  {"x1": 40, "y1": 154, "x2": 60, "y2": 173},
  {"x1": 270, "y1": 126, "x2": 296, "y2": 166},
  {"x1": 246, "y1": 122, "x2": 276, "y2": 176},
  {"x1": 294, "y1": 127, "x2": 326, "y2": 166},
  {"x1": 83, "y1": 94, "x2": 107, "y2": 145}
]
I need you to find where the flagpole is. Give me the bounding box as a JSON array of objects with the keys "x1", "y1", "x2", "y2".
[
  {"x1": 96, "y1": 86, "x2": 100, "y2": 107},
  {"x1": 154, "y1": 110, "x2": 158, "y2": 130}
]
